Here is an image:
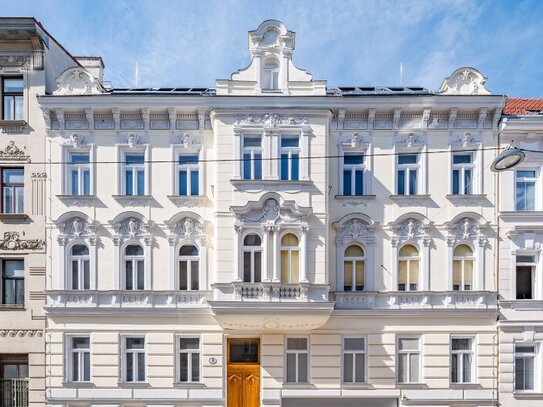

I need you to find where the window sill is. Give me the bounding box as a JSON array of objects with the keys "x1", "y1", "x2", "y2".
[
  {"x1": 395, "y1": 383, "x2": 426, "y2": 388},
  {"x1": 446, "y1": 194, "x2": 487, "y2": 206},
  {"x1": 112, "y1": 195, "x2": 153, "y2": 207},
  {"x1": 0, "y1": 120, "x2": 27, "y2": 133},
  {"x1": 513, "y1": 392, "x2": 543, "y2": 398},
  {"x1": 230, "y1": 178, "x2": 312, "y2": 186},
  {"x1": 173, "y1": 382, "x2": 206, "y2": 388},
  {"x1": 449, "y1": 382, "x2": 480, "y2": 388},
  {"x1": 0, "y1": 305, "x2": 25, "y2": 310},
  {"x1": 62, "y1": 381, "x2": 95, "y2": 388},
  {"x1": 118, "y1": 382, "x2": 150, "y2": 387},
  {"x1": 389, "y1": 194, "x2": 431, "y2": 207},
  {"x1": 57, "y1": 195, "x2": 97, "y2": 207},
  {"x1": 261, "y1": 89, "x2": 283, "y2": 93},
  {"x1": 0, "y1": 213, "x2": 28, "y2": 220},
  {"x1": 167, "y1": 195, "x2": 206, "y2": 207}
]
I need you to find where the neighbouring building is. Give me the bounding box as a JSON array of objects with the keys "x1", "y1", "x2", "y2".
[
  {"x1": 37, "y1": 19, "x2": 510, "y2": 407},
  {"x1": 498, "y1": 98, "x2": 543, "y2": 407},
  {"x1": 0, "y1": 17, "x2": 86, "y2": 407}
]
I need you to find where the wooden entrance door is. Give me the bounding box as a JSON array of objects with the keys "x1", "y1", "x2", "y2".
[{"x1": 227, "y1": 338, "x2": 260, "y2": 407}]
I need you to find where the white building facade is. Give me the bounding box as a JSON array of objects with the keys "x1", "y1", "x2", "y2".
[
  {"x1": 40, "y1": 20, "x2": 508, "y2": 407},
  {"x1": 498, "y1": 99, "x2": 543, "y2": 406}
]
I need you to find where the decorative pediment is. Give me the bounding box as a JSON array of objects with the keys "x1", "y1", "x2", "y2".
[
  {"x1": 446, "y1": 215, "x2": 489, "y2": 247},
  {"x1": 231, "y1": 195, "x2": 311, "y2": 226},
  {"x1": 126, "y1": 133, "x2": 140, "y2": 148},
  {"x1": 234, "y1": 113, "x2": 308, "y2": 128},
  {"x1": 178, "y1": 133, "x2": 202, "y2": 149},
  {"x1": 0, "y1": 232, "x2": 45, "y2": 251},
  {"x1": 63, "y1": 133, "x2": 87, "y2": 148},
  {"x1": 334, "y1": 217, "x2": 376, "y2": 245},
  {"x1": 341, "y1": 132, "x2": 370, "y2": 148},
  {"x1": 449, "y1": 131, "x2": 480, "y2": 146},
  {"x1": 439, "y1": 67, "x2": 491, "y2": 95},
  {"x1": 0, "y1": 141, "x2": 30, "y2": 162},
  {"x1": 393, "y1": 132, "x2": 425, "y2": 148},
  {"x1": 390, "y1": 215, "x2": 432, "y2": 247},
  {"x1": 59, "y1": 217, "x2": 95, "y2": 237},
  {"x1": 112, "y1": 217, "x2": 151, "y2": 238},
  {"x1": 54, "y1": 67, "x2": 103, "y2": 96}
]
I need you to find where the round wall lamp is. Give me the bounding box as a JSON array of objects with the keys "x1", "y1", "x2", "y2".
[{"x1": 490, "y1": 147, "x2": 525, "y2": 172}]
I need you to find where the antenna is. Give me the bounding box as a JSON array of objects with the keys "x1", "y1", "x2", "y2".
[{"x1": 400, "y1": 62, "x2": 404, "y2": 86}]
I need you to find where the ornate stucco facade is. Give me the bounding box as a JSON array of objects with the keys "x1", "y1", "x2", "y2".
[{"x1": 0, "y1": 16, "x2": 526, "y2": 407}]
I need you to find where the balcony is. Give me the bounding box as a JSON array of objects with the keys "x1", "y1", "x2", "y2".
[
  {"x1": 0, "y1": 379, "x2": 28, "y2": 407},
  {"x1": 209, "y1": 282, "x2": 334, "y2": 331},
  {"x1": 334, "y1": 291, "x2": 497, "y2": 312},
  {"x1": 45, "y1": 290, "x2": 210, "y2": 314}
]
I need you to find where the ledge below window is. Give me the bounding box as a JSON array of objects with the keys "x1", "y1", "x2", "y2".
[
  {"x1": 0, "y1": 120, "x2": 27, "y2": 133},
  {"x1": 0, "y1": 305, "x2": 25, "y2": 311},
  {"x1": 112, "y1": 195, "x2": 154, "y2": 207},
  {"x1": 0, "y1": 213, "x2": 28, "y2": 221},
  {"x1": 446, "y1": 194, "x2": 487, "y2": 207},
  {"x1": 335, "y1": 195, "x2": 376, "y2": 207},
  {"x1": 230, "y1": 179, "x2": 313, "y2": 192},
  {"x1": 57, "y1": 195, "x2": 98, "y2": 207},
  {"x1": 167, "y1": 195, "x2": 206, "y2": 208},
  {"x1": 389, "y1": 194, "x2": 431, "y2": 207}
]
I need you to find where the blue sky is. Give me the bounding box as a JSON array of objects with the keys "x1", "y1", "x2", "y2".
[{"x1": 2, "y1": 0, "x2": 542, "y2": 96}]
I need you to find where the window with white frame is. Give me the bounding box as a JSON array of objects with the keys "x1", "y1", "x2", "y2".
[
  {"x1": 262, "y1": 59, "x2": 279, "y2": 90},
  {"x1": 396, "y1": 154, "x2": 419, "y2": 195},
  {"x1": 1, "y1": 259, "x2": 24, "y2": 305},
  {"x1": 177, "y1": 336, "x2": 200, "y2": 383},
  {"x1": 516, "y1": 255, "x2": 536, "y2": 300},
  {"x1": 122, "y1": 336, "x2": 145, "y2": 383},
  {"x1": 177, "y1": 154, "x2": 200, "y2": 196},
  {"x1": 123, "y1": 154, "x2": 145, "y2": 196},
  {"x1": 453, "y1": 244, "x2": 473, "y2": 291},
  {"x1": 452, "y1": 153, "x2": 474, "y2": 195},
  {"x1": 344, "y1": 245, "x2": 365, "y2": 291},
  {"x1": 3, "y1": 77, "x2": 24, "y2": 121},
  {"x1": 398, "y1": 244, "x2": 419, "y2": 291},
  {"x1": 280, "y1": 136, "x2": 300, "y2": 181},
  {"x1": 397, "y1": 337, "x2": 420, "y2": 383},
  {"x1": 280, "y1": 233, "x2": 299, "y2": 284},
  {"x1": 516, "y1": 169, "x2": 537, "y2": 211},
  {"x1": 342, "y1": 153, "x2": 364, "y2": 196},
  {"x1": 178, "y1": 245, "x2": 199, "y2": 290},
  {"x1": 286, "y1": 337, "x2": 308, "y2": 383},
  {"x1": 69, "y1": 244, "x2": 90, "y2": 290},
  {"x1": 123, "y1": 244, "x2": 145, "y2": 290},
  {"x1": 515, "y1": 343, "x2": 537, "y2": 391},
  {"x1": 451, "y1": 337, "x2": 474, "y2": 383},
  {"x1": 243, "y1": 234, "x2": 262, "y2": 283},
  {"x1": 1, "y1": 168, "x2": 24, "y2": 214},
  {"x1": 242, "y1": 136, "x2": 263, "y2": 180},
  {"x1": 343, "y1": 337, "x2": 366, "y2": 383},
  {"x1": 67, "y1": 336, "x2": 90, "y2": 382},
  {"x1": 67, "y1": 153, "x2": 90, "y2": 195}
]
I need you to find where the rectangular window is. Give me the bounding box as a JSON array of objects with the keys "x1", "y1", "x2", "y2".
[
  {"x1": 452, "y1": 153, "x2": 474, "y2": 195},
  {"x1": 342, "y1": 154, "x2": 364, "y2": 196},
  {"x1": 397, "y1": 337, "x2": 420, "y2": 383},
  {"x1": 516, "y1": 170, "x2": 537, "y2": 211},
  {"x1": 516, "y1": 255, "x2": 536, "y2": 300},
  {"x1": 286, "y1": 337, "x2": 308, "y2": 383},
  {"x1": 177, "y1": 336, "x2": 200, "y2": 382},
  {"x1": 123, "y1": 154, "x2": 145, "y2": 196},
  {"x1": 242, "y1": 136, "x2": 262, "y2": 180},
  {"x1": 515, "y1": 344, "x2": 536, "y2": 391},
  {"x1": 280, "y1": 137, "x2": 300, "y2": 181},
  {"x1": 2, "y1": 260, "x2": 24, "y2": 305},
  {"x1": 343, "y1": 337, "x2": 366, "y2": 383},
  {"x1": 451, "y1": 337, "x2": 474, "y2": 383},
  {"x1": 397, "y1": 154, "x2": 418, "y2": 195},
  {"x1": 178, "y1": 154, "x2": 200, "y2": 196},
  {"x1": 68, "y1": 336, "x2": 90, "y2": 382},
  {"x1": 2, "y1": 77, "x2": 24, "y2": 121},
  {"x1": 123, "y1": 337, "x2": 145, "y2": 382},
  {"x1": 67, "y1": 153, "x2": 91, "y2": 195},
  {"x1": 2, "y1": 168, "x2": 24, "y2": 214},
  {"x1": 0, "y1": 354, "x2": 28, "y2": 379}
]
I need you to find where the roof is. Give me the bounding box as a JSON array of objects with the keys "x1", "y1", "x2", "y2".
[{"x1": 503, "y1": 98, "x2": 543, "y2": 115}]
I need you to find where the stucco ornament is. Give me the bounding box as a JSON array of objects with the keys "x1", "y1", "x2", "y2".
[
  {"x1": 58, "y1": 217, "x2": 95, "y2": 238},
  {"x1": 0, "y1": 141, "x2": 30, "y2": 161},
  {"x1": 113, "y1": 217, "x2": 150, "y2": 238},
  {"x1": 0, "y1": 232, "x2": 45, "y2": 251},
  {"x1": 169, "y1": 216, "x2": 204, "y2": 239},
  {"x1": 439, "y1": 67, "x2": 491, "y2": 95},
  {"x1": 54, "y1": 67, "x2": 102, "y2": 95},
  {"x1": 235, "y1": 113, "x2": 308, "y2": 128}
]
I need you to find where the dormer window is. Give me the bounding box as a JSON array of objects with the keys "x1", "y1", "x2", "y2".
[{"x1": 262, "y1": 60, "x2": 279, "y2": 90}]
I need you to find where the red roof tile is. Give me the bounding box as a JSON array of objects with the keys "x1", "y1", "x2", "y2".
[{"x1": 503, "y1": 98, "x2": 543, "y2": 115}]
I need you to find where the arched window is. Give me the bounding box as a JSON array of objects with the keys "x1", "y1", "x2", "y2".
[
  {"x1": 243, "y1": 234, "x2": 262, "y2": 283},
  {"x1": 70, "y1": 244, "x2": 90, "y2": 290},
  {"x1": 398, "y1": 244, "x2": 419, "y2": 291},
  {"x1": 344, "y1": 245, "x2": 365, "y2": 291},
  {"x1": 124, "y1": 244, "x2": 144, "y2": 290},
  {"x1": 179, "y1": 245, "x2": 199, "y2": 291},
  {"x1": 262, "y1": 59, "x2": 279, "y2": 90},
  {"x1": 281, "y1": 233, "x2": 300, "y2": 284},
  {"x1": 453, "y1": 244, "x2": 473, "y2": 291}
]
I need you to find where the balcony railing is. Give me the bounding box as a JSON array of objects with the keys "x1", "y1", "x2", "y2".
[
  {"x1": 212, "y1": 282, "x2": 330, "y2": 302},
  {"x1": 1, "y1": 379, "x2": 28, "y2": 407},
  {"x1": 334, "y1": 291, "x2": 497, "y2": 310}
]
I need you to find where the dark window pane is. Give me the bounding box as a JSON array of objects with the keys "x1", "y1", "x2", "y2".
[
  {"x1": 72, "y1": 261, "x2": 79, "y2": 290},
  {"x1": 137, "y1": 261, "x2": 145, "y2": 290},
  {"x1": 179, "y1": 155, "x2": 198, "y2": 165},
  {"x1": 190, "y1": 171, "x2": 199, "y2": 195},
  {"x1": 125, "y1": 155, "x2": 144, "y2": 164},
  {"x1": 125, "y1": 245, "x2": 143, "y2": 256},
  {"x1": 229, "y1": 341, "x2": 258, "y2": 363},
  {"x1": 72, "y1": 245, "x2": 89, "y2": 256},
  {"x1": 70, "y1": 154, "x2": 90, "y2": 164},
  {"x1": 344, "y1": 155, "x2": 363, "y2": 165},
  {"x1": 291, "y1": 154, "x2": 299, "y2": 180},
  {"x1": 125, "y1": 170, "x2": 133, "y2": 195},
  {"x1": 281, "y1": 138, "x2": 299, "y2": 147},
  {"x1": 453, "y1": 154, "x2": 472, "y2": 164},
  {"x1": 179, "y1": 353, "x2": 188, "y2": 381},
  {"x1": 355, "y1": 170, "x2": 363, "y2": 195},
  {"x1": 398, "y1": 154, "x2": 417, "y2": 164},
  {"x1": 254, "y1": 252, "x2": 261, "y2": 282},
  {"x1": 180, "y1": 338, "x2": 199, "y2": 350},
  {"x1": 179, "y1": 245, "x2": 198, "y2": 256},
  {"x1": 397, "y1": 170, "x2": 405, "y2": 195},
  {"x1": 136, "y1": 170, "x2": 145, "y2": 195},
  {"x1": 243, "y1": 252, "x2": 251, "y2": 282},
  {"x1": 343, "y1": 170, "x2": 351, "y2": 195},
  {"x1": 191, "y1": 261, "x2": 199, "y2": 290},
  {"x1": 516, "y1": 266, "x2": 533, "y2": 299},
  {"x1": 179, "y1": 261, "x2": 188, "y2": 290},
  {"x1": 4, "y1": 78, "x2": 23, "y2": 93},
  {"x1": 243, "y1": 153, "x2": 251, "y2": 180},
  {"x1": 243, "y1": 138, "x2": 261, "y2": 147},
  {"x1": 464, "y1": 169, "x2": 472, "y2": 194},
  {"x1": 280, "y1": 154, "x2": 288, "y2": 180},
  {"x1": 244, "y1": 234, "x2": 261, "y2": 246},
  {"x1": 126, "y1": 353, "x2": 133, "y2": 381},
  {"x1": 179, "y1": 170, "x2": 187, "y2": 195},
  {"x1": 126, "y1": 338, "x2": 144, "y2": 349},
  {"x1": 73, "y1": 352, "x2": 79, "y2": 381},
  {"x1": 254, "y1": 154, "x2": 262, "y2": 180},
  {"x1": 409, "y1": 170, "x2": 417, "y2": 195},
  {"x1": 452, "y1": 170, "x2": 459, "y2": 194},
  {"x1": 125, "y1": 262, "x2": 133, "y2": 290},
  {"x1": 191, "y1": 353, "x2": 200, "y2": 381}
]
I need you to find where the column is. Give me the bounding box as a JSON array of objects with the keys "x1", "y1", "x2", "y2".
[
  {"x1": 168, "y1": 236, "x2": 177, "y2": 289},
  {"x1": 233, "y1": 129, "x2": 242, "y2": 179},
  {"x1": 447, "y1": 238, "x2": 454, "y2": 290},
  {"x1": 421, "y1": 237, "x2": 431, "y2": 291},
  {"x1": 477, "y1": 238, "x2": 486, "y2": 291},
  {"x1": 365, "y1": 239, "x2": 375, "y2": 291},
  {"x1": 273, "y1": 226, "x2": 280, "y2": 282},
  {"x1": 336, "y1": 237, "x2": 344, "y2": 291},
  {"x1": 262, "y1": 224, "x2": 270, "y2": 282},
  {"x1": 391, "y1": 238, "x2": 399, "y2": 290},
  {"x1": 300, "y1": 224, "x2": 308, "y2": 283},
  {"x1": 234, "y1": 223, "x2": 242, "y2": 281},
  {"x1": 113, "y1": 237, "x2": 121, "y2": 290}
]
